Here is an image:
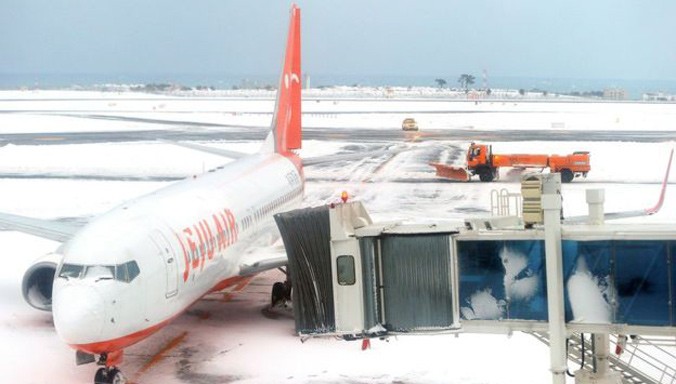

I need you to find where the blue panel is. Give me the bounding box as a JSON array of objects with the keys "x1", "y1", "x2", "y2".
[
  {"x1": 457, "y1": 241, "x2": 504, "y2": 321},
  {"x1": 672, "y1": 242, "x2": 676, "y2": 327},
  {"x1": 457, "y1": 240, "x2": 547, "y2": 321},
  {"x1": 615, "y1": 240, "x2": 670, "y2": 326},
  {"x1": 562, "y1": 240, "x2": 613, "y2": 324}
]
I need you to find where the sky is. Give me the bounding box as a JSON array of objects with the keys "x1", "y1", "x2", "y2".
[{"x1": 2, "y1": 0, "x2": 676, "y2": 84}]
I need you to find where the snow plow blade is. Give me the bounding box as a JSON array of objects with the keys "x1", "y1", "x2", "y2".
[{"x1": 430, "y1": 162, "x2": 470, "y2": 182}]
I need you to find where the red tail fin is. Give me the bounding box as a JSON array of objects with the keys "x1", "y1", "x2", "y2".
[{"x1": 270, "y1": 4, "x2": 301, "y2": 153}]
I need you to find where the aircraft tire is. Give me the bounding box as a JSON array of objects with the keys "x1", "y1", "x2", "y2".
[
  {"x1": 94, "y1": 367, "x2": 126, "y2": 384},
  {"x1": 94, "y1": 368, "x2": 107, "y2": 384},
  {"x1": 271, "y1": 282, "x2": 285, "y2": 306},
  {"x1": 109, "y1": 368, "x2": 126, "y2": 384}
]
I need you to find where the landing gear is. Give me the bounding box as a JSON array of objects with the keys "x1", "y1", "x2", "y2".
[
  {"x1": 271, "y1": 267, "x2": 292, "y2": 307},
  {"x1": 94, "y1": 367, "x2": 125, "y2": 384},
  {"x1": 271, "y1": 280, "x2": 292, "y2": 307},
  {"x1": 92, "y1": 352, "x2": 126, "y2": 384}
]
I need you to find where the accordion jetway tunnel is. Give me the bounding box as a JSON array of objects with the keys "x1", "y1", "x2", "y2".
[
  {"x1": 274, "y1": 203, "x2": 460, "y2": 337},
  {"x1": 274, "y1": 174, "x2": 676, "y2": 384}
]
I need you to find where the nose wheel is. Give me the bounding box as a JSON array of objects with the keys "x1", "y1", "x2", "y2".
[
  {"x1": 94, "y1": 367, "x2": 126, "y2": 384},
  {"x1": 90, "y1": 352, "x2": 126, "y2": 384}
]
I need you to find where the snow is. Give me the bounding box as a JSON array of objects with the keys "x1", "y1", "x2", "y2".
[
  {"x1": 0, "y1": 113, "x2": 163, "y2": 134},
  {"x1": 461, "y1": 289, "x2": 505, "y2": 320},
  {"x1": 4, "y1": 89, "x2": 676, "y2": 134},
  {"x1": 566, "y1": 256, "x2": 613, "y2": 324},
  {"x1": 0, "y1": 143, "x2": 230, "y2": 179},
  {"x1": 0, "y1": 90, "x2": 675, "y2": 383},
  {"x1": 502, "y1": 247, "x2": 539, "y2": 302}
]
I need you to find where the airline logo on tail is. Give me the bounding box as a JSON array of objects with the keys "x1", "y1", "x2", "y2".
[{"x1": 272, "y1": 4, "x2": 302, "y2": 154}]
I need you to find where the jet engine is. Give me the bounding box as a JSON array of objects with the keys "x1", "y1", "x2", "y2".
[{"x1": 22, "y1": 252, "x2": 63, "y2": 311}]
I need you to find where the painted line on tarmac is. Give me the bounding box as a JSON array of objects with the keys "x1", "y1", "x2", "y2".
[{"x1": 129, "y1": 331, "x2": 188, "y2": 383}]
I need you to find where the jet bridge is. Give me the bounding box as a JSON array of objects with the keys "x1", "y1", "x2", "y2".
[
  {"x1": 274, "y1": 175, "x2": 676, "y2": 384},
  {"x1": 274, "y1": 204, "x2": 461, "y2": 337},
  {"x1": 276, "y1": 204, "x2": 676, "y2": 338}
]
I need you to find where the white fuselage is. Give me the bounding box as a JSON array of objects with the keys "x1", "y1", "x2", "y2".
[{"x1": 51, "y1": 152, "x2": 303, "y2": 354}]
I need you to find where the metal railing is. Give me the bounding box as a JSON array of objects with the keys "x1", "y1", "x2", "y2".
[
  {"x1": 490, "y1": 188, "x2": 522, "y2": 217},
  {"x1": 530, "y1": 332, "x2": 676, "y2": 384},
  {"x1": 611, "y1": 335, "x2": 676, "y2": 384}
]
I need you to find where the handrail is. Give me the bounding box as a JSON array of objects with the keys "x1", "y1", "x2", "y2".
[{"x1": 530, "y1": 332, "x2": 676, "y2": 384}]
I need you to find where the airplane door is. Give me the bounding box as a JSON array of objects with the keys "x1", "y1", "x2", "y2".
[{"x1": 150, "y1": 230, "x2": 179, "y2": 298}]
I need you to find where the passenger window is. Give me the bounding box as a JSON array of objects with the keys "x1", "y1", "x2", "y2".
[
  {"x1": 336, "y1": 255, "x2": 356, "y2": 286},
  {"x1": 58, "y1": 264, "x2": 83, "y2": 279}
]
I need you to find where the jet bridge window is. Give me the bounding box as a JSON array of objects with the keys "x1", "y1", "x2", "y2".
[
  {"x1": 336, "y1": 255, "x2": 356, "y2": 286},
  {"x1": 58, "y1": 264, "x2": 84, "y2": 279}
]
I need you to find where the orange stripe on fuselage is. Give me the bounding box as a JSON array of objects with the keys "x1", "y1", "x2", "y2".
[
  {"x1": 70, "y1": 315, "x2": 176, "y2": 355},
  {"x1": 70, "y1": 275, "x2": 256, "y2": 355}
]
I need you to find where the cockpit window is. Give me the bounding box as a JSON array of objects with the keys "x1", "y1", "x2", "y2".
[
  {"x1": 126, "y1": 261, "x2": 140, "y2": 282},
  {"x1": 115, "y1": 261, "x2": 140, "y2": 283},
  {"x1": 58, "y1": 261, "x2": 140, "y2": 283},
  {"x1": 84, "y1": 265, "x2": 115, "y2": 281},
  {"x1": 116, "y1": 263, "x2": 129, "y2": 282},
  {"x1": 58, "y1": 264, "x2": 84, "y2": 279}
]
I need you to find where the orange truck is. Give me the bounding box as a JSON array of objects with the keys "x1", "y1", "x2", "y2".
[{"x1": 430, "y1": 142, "x2": 590, "y2": 183}]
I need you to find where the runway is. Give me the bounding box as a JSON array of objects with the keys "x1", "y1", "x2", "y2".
[{"x1": 1, "y1": 124, "x2": 675, "y2": 146}]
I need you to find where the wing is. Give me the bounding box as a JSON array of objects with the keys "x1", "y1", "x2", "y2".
[
  {"x1": 237, "y1": 243, "x2": 288, "y2": 276},
  {"x1": 565, "y1": 148, "x2": 673, "y2": 223},
  {"x1": 161, "y1": 140, "x2": 250, "y2": 160},
  {"x1": 0, "y1": 212, "x2": 82, "y2": 242},
  {"x1": 239, "y1": 256, "x2": 288, "y2": 276},
  {"x1": 169, "y1": 139, "x2": 408, "y2": 167}
]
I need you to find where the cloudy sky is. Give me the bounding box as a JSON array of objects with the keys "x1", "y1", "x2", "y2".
[{"x1": 2, "y1": 0, "x2": 675, "y2": 81}]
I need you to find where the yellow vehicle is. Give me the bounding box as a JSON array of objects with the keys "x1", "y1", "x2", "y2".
[{"x1": 401, "y1": 118, "x2": 419, "y2": 131}]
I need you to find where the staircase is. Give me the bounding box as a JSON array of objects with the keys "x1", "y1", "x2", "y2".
[{"x1": 529, "y1": 332, "x2": 676, "y2": 384}]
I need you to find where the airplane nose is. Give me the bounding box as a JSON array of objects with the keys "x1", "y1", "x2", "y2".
[{"x1": 52, "y1": 285, "x2": 106, "y2": 344}]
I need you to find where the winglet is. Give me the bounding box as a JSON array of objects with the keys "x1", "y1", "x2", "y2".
[
  {"x1": 645, "y1": 148, "x2": 673, "y2": 215},
  {"x1": 564, "y1": 148, "x2": 674, "y2": 224},
  {"x1": 266, "y1": 4, "x2": 302, "y2": 154}
]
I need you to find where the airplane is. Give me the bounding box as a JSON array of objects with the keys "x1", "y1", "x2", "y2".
[{"x1": 0, "y1": 5, "x2": 400, "y2": 384}]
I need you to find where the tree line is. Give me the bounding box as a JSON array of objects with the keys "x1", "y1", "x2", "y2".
[{"x1": 435, "y1": 74, "x2": 476, "y2": 93}]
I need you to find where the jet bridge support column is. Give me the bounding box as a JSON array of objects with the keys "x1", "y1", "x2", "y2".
[
  {"x1": 575, "y1": 189, "x2": 621, "y2": 384},
  {"x1": 574, "y1": 332, "x2": 621, "y2": 384},
  {"x1": 542, "y1": 174, "x2": 566, "y2": 384}
]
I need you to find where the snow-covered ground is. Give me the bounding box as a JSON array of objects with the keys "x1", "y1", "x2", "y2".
[
  {"x1": 3, "y1": 89, "x2": 676, "y2": 133},
  {"x1": 0, "y1": 90, "x2": 674, "y2": 383}
]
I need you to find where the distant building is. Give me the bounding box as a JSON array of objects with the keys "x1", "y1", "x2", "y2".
[
  {"x1": 642, "y1": 92, "x2": 674, "y2": 102},
  {"x1": 603, "y1": 88, "x2": 627, "y2": 100}
]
